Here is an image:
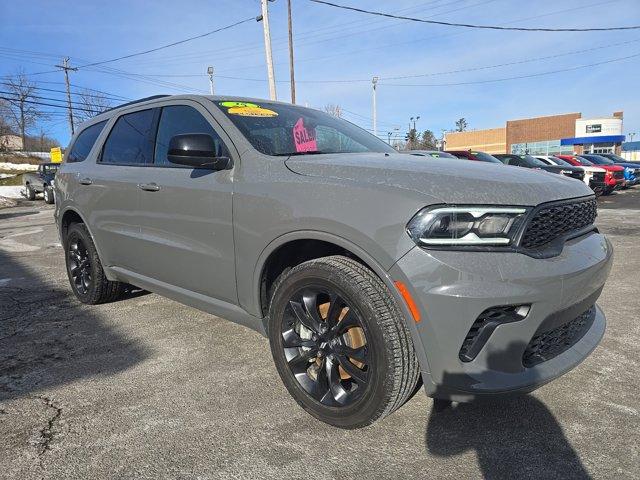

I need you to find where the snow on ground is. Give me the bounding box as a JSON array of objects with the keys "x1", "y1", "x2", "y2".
[
  {"x1": 0, "y1": 162, "x2": 38, "y2": 172},
  {"x1": 0, "y1": 186, "x2": 24, "y2": 199}
]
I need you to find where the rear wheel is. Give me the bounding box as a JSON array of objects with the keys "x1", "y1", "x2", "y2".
[
  {"x1": 65, "y1": 223, "x2": 124, "y2": 304},
  {"x1": 268, "y1": 256, "x2": 420, "y2": 429},
  {"x1": 25, "y1": 184, "x2": 35, "y2": 200},
  {"x1": 43, "y1": 186, "x2": 54, "y2": 204}
]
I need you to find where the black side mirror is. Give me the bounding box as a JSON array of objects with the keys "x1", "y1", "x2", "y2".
[{"x1": 167, "y1": 134, "x2": 231, "y2": 170}]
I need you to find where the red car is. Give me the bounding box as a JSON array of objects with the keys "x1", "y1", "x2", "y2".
[
  {"x1": 445, "y1": 150, "x2": 504, "y2": 163},
  {"x1": 557, "y1": 155, "x2": 625, "y2": 194}
]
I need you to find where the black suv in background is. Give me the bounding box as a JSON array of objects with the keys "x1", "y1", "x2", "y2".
[{"x1": 494, "y1": 154, "x2": 585, "y2": 182}]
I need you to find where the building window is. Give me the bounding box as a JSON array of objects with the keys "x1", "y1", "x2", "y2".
[{"x1": 511, "y1": 140, "x2": 573, "y2": 155}]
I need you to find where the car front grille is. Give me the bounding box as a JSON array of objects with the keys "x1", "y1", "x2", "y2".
[
  {"x1": 520, "y1": 198, "x2": 597, "y2": 249},
  {"x1": 592, "y1": 172, "x2": 605, "y2": 182},
  {"x1": 523, "y1": 306, "x2": 596, "y2": 367},
  {"x1": 613, "y1": 171, "x2": 624, "y2": 179}
]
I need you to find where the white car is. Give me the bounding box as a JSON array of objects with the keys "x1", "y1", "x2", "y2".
[{"x1": 534, "y1": 155, "x2": 606, "y2": 188}]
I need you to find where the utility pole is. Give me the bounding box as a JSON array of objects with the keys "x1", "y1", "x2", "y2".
[
  {"x1": 260, "y1": 0, "x2": 277, "y2": 100},
  {"x1": 207, "y1": 66, "x2": 215, "y2": 95},
  {"x1": 372, "y1": 76, "x2": 379, "y2": 137},
  {"x1": 287, "y1": 0, "x2": 296, "y2": 104},
  {"x1": 55, "y1": 57, "x2": 78, "y2": 135}
]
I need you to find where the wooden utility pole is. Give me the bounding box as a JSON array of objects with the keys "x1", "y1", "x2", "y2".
[
  {"x1": 287, "y1": 0, "x2": 296, "y2": 104},
  {"x1": 260, "y1": 0, "x2": 277, "y2": 100},
  {"x1": 55, "y1": 57, "x2": 78, "y2": 135}
]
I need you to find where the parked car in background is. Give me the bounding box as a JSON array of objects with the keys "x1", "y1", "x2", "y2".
[
  {"x1": 534, "y1": 155, "x2": 606, "y2": 195},
  {"x1": 494, "y1": 154, "x2": 585, "y2": 182},
  {"x1": 557, "y1": 155, "x2": 625, "y2": 194},
  {"x1": 445, "y1": 150, "x2": 504, "y2": 163},
  {"x1": 54, "y1": 95, "x2": 612, "y2": 428},
  {"x1": 22, "y1": 162, "x2": 58, "y2": 204},
  {"x1": 406, "y1": 150, "x2": 458, "y2": 159},
  {"x1": 590, "y1": 153, "x2": 640, "y2": 187}
]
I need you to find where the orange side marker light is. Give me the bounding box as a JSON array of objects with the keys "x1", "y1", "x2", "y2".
[{"x1": 394, "y1": 281, "x2": 421, "y2": 323}]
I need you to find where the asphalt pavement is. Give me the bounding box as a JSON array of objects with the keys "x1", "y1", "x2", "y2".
[{"x1": 1, "y1": 190, "x2": 639, "y2": 479}]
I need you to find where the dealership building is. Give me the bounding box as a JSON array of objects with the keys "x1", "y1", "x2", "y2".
[{"x1": 444, "y1": 111, "x2": 626, "y2": 155}]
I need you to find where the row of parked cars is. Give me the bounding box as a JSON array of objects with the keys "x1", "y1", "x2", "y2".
[{"x1": 411, "y1": 150, "x2": 639, "y2": 196}]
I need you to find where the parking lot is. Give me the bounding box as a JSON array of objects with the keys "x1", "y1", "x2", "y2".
[{"x1": 0, "y1": 190, "x2": 638, "y2": 480}]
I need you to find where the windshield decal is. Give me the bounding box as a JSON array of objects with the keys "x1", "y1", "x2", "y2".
[
  {"x1": 293, "y1": 117, "x2": 317, "y2": 152},
  {"x1": 219, "y1": 101, "x2": 278, "y2": 117}
]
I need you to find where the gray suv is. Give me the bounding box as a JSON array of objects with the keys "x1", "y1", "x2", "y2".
[{"x1": 55, "y1": 95, "x2": 613, "y2": 428}]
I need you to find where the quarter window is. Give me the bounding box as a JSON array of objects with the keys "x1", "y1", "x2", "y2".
[
  {"x1": 154, "y1": 105, "x2": 228, "y2": 166},
  {"x1": 67, "y1": 120, "x2": 107, "y2": 163},
  {"x1": 101, "y1": 109, "x2": 157, "y2": 165}
]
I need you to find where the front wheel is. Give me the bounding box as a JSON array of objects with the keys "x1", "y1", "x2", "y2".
[
  {"x1": 268, "y1": 256, "x2": 420, "y2": 429},
  {"x1": 25, "y1": 184, "x2": 35, "y2": 200}
]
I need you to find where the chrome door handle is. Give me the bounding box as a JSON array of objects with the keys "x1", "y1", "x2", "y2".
[
  {"x1": 79, "y1": 177, "x2": 93, "y2": 185},
  {"x1": 137, "y1": 182, "x2": 161, "y2": 192}
]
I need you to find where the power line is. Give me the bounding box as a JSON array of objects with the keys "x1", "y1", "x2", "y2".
[
  {"x1": 0, "y1": 96, "x2": 95, "y2": 114},
  {"x1": 308, "y1": 0, "x2": 640, "y2": 32},
  {"x1": 381, "y1": 52, "x2": 640, "y2": 86},
  {"x1": 78, "y1": 17, "x2": 258, "y2": 68},
  {"x1": 0, "y1": 81, "x2": 131, "y2": 102}
]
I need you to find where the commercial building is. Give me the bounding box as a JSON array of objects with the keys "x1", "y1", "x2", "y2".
[{"x1": 444, "y1": 111, "x2": 626, "y2": 155}]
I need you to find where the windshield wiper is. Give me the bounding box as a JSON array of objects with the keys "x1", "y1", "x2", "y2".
[{"x1": 274, "y1": 151, "x2": 329, "y2": 156}]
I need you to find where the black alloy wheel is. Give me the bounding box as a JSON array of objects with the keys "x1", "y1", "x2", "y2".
[
  {"x1": 282, "y1": 286, "x2": 370, "y2": 407},
  {"x1": 68, "y1": 237, "x2": 92, "y2": 295}
]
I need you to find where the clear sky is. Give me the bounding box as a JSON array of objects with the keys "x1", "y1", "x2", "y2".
[{"x1": 1, "y1": 0, "x2": 639, "y2": 146}]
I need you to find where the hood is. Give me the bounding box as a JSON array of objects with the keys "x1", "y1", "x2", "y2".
[
  {"x1": 539, "y1": 165, "x2": 582, "y2": 173},
  {"x1": 285, "y1": 153, "x2": 593, "y2": 206}
]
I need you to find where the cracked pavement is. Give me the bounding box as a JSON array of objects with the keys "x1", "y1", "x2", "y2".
[{"x1": 1, "y1": 191, "x2": 639, "y2": 479}]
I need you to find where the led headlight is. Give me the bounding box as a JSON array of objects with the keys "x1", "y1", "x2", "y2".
[{"x1": 406, "y1": 206, "x2": 528, "y2": 247}]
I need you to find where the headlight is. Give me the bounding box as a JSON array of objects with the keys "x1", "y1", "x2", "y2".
[{"x1": 406, "y1": 206, "x2": 528, "y2": 247}]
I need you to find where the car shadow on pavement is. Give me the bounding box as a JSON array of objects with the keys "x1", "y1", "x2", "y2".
[
  {"x1": 425, "y1": 343, "x2": 591, "y2": 479},
  {"x1": 0, "y1": 249, "x2": 150, "y2": 402}
]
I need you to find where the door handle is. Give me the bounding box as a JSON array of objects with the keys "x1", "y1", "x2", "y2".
[
  {"x1": 79, "y1": 177, "x2": 93, "y2": 185},
  {"x1": 137, "y1": 182, "x2": 161, "y2": 192}
]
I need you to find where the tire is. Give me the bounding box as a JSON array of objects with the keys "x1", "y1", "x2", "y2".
[
  {"x1": 268, "y1": 255, "x2": 420, "y2": 429},
  {"x1": 25, "y1": 184, "x2": 36, "y2": 200},
  {"x1": 43, "y1": 186, "x2": 54, "y2": 204},
  {"x1": 64, "y1": 222, "x2": 124, "y2": 304}
]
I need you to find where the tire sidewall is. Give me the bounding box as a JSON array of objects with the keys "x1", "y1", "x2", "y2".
[
  {"x1": 268, "y1": 261, "x2": 392, "y2": 428},
  {"x1": 65, "y1": 224, "x2": 99, "y2": 303},
  {"x1": 44, "y1": 186, "x2": 53, "y2": 204}
]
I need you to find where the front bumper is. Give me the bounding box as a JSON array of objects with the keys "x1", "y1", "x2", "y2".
[{"x1": 389, "y1": 231, "x2": 613, "y2": 401}]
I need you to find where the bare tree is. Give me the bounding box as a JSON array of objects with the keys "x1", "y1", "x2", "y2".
[
  {"x1": 455, "y1": 117, "x2": 468, "y2": 132},
  {"x1": 324, "y1": 104, "x2": 342, "y2": 118},
  {"x1": 75, "y1": 90, "x2": 112, "y2": 123},
  {"x1": 2, "y1": 71, "x2": 46, "y2": 148}
]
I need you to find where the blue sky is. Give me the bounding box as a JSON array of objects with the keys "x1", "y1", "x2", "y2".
[{"x1": 1, "y1": 0, "x2": 639, "y2": 146}]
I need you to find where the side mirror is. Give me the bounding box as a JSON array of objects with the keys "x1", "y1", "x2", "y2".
[{"x1": 167, "y1": 134, "x2": 231, "y2": 170}]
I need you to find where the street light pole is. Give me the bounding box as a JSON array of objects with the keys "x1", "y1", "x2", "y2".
[
  {"x1": 372, "y1": 76, "x2": 379, "y2": 137},
  {"x1": 207, "y1": 66, "x2": 214, "y2": 95},
  {"x1": 260, "y1": 0, "x2": 277, "y2": 100},
  {"x1": 630, "y1": 132, "x2": 636, "y2": 142}
]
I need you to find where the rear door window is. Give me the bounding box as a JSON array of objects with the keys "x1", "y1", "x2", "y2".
[
  {"x1": 154, "y1": 105, "x2": 229, "y2": 166},
  {"x1": 67, "y1": 120, "x2": 107, "y2": 163},
  {"x1": 101, "y1": 109, "x2": 157, "y2": 165}
]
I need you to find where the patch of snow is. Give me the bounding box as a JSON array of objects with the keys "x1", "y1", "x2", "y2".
[
  {"x1": 0, "y1": 162, "x2": 38, "y2": 172},
  {"x1": 0, "y1": 186, "x2": 24, "y2": 199}
]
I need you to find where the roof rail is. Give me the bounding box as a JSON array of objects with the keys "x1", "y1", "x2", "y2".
[{"x1": 103, "y1": 95, "x2": 171, "y2": 113}]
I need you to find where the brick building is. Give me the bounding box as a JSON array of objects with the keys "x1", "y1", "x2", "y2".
[{"x1": 444, "y1": 111, "x2": 625, "y2": 155}]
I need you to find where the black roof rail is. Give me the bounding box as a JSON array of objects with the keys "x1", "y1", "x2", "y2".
[{"x1": 102, "y1": 95, "x2": 171, "y2": 114}]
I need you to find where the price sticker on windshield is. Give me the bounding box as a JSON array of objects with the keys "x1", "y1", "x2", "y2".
[{"x1": 293, "y1": 117, "x2": 317, "y2": 152}]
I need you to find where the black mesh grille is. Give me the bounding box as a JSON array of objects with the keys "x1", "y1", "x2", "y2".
[
  {"x1": 459, "y1": 305, "x2": 527, "y2": 362},
  {"x1": 523, "y1": 306, "x2": 595, "y2": 367},
  {"x1": 613, "y1": 171, "x2": 624, "y2": 179},
  {"x1": 520, "y1": 198, "x2": 597, "y2": 249},
  {"x1": 592, "y1": 172, "x2": 605, "y2": 182}
]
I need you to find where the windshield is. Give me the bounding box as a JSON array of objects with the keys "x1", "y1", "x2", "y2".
[
  {"x1": 214, "y1": 100, "x2": 395, "y2": 156},
  {"x1": 42, "y1": 164, "x2": 59, "y2": 174},
  {"x1": 471, "y1": 151, "x2": 503, "y2": 163},
  {"x1": 601, "y1": 153, "x2": 626, "y2": 163},
  {"x1": 519, "y1": 155, "x2": 548, "y2": 167},
  {"x1": 581, "y1": 154, "x2": 613, "y2": 165},
  {"x1": 410, "y1": 151, "x2": 457, "y2": 159},
  {"x1": 548, "y1": 156, "x2": 572, "y2": 167}
]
